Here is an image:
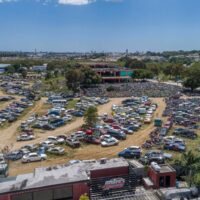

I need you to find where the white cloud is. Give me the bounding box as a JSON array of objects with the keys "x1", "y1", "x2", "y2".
[
  {"x1": 58, "y1": 0, "x2": 95, "y2": 5},
  {"x1": 0, "y1": 0, "x2": 17, "y2": 3},
  {"x1": 0, "y1": 0, "x2": 122, "y2": 5}
]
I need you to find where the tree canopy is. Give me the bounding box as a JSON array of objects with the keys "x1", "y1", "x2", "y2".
[
  {"x1": 183, "y1": 63, "x2": 200, "y2": 91},
  {"x1": 65, "y1": 68, "x2": 83, "y2": 93},
  {"x1": 118, "y1": 57, "x2": 146, "y2": 69},
  {"x1": 84, "y1": 106, "x2": 98, "y2": 128},
  {"x1": 132, "y1": 69, "x2": 153, "y2": 80}
]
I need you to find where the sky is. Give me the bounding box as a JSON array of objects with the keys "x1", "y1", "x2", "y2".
[{"x1": 0, "y1": 0, "x2": 200, "y2": 52}]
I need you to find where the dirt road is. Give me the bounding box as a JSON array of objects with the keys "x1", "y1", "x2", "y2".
[
  {"x1": 8, "y1": 98, "x2": 166, "y2": 176},
  {"x1": 0, "y1": 98, "x2": 46, "y2": 150},
  {"x1": 0, "y1": 95, "x2": 22, "y2": 110}
]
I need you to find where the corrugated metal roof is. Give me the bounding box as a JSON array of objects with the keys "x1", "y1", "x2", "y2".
[{"x1": 0, "y1": 158, "x2": 128, "y2": 194}]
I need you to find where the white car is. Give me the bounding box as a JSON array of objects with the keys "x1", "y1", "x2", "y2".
[
  {"x1": 22, "y1": 153, "x2": 47, "y2": 163},
  {"x1": 126, "y1": 146, "x2": 142, "y2": 152},
  {"x1": 47, "y1": 147, "x2": 65, "y2": 155},
  {"x1": 17, "y1": 134, "x2": 35, "y2": 141},
  {"x1": 101, "y1": 137, "x2": 119, "y2": 147},
  {"x1": 100, "y1": 134, "x2": 112, "y2": 140},
  {"x1": 71, "y1": 131, "x2": 85, "y2": 140},
  {"x1": 47, "y1": 136, "x2": 65, "y2": 144},
  {"x1": 40, "y1": 140, "x2": 55, "y2": 148},
  {"x1": 163, "y1": 136, "x2": 176, "y2": 142}
]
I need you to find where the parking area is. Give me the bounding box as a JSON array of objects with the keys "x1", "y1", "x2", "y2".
[
  {"x1": 3, "y1": 98, "x2": 165, "y2": 176},
  {"x1": 3, "y1": 92, "x2": 200, "y2": 177}
]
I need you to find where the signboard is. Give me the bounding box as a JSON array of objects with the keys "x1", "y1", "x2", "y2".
[{"x1": 102, "y1": 178, "x2": 125, "y2": 190}]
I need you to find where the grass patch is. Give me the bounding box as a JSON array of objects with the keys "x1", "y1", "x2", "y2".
[
  {"x1": 37, "y1": 103, "x2": 52, "y2": 116},
  {"x1": 66, "y1": 99, "x2": 79, "y2": 109},
  {"x1": 41, "y1": 76, "x2": 69, "y2": 93}
]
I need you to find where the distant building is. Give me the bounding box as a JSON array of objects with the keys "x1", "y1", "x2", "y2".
[
  {"x1": 32, "y1": 64, "x2": 47, "y2": 72},
  {"x1": 0, "y1": 64, "x2": 11, "y2": 73},
  {"x1": 91, "y1": 64, "x2": 133, "y2": 83}
]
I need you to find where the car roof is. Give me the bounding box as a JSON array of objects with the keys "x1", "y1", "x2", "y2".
[
  {"x1": 129, "y1": 146, "x2": 140, "y2": 149},
  {"x1": 28, "y1": 153, "x2": 37, "y2": 156}
]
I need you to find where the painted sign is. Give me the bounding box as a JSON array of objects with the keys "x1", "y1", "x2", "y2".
[{"x1": 102, "y1": 178, "x2": 125, "y2": 190}]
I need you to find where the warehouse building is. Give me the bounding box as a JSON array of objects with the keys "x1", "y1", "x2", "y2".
[
  {"x1": 0, "y1": 158, "x2": 140, "y2": 200},
  {"x1": 0, "y1": 158, "x2": 181, "y2": 200}
]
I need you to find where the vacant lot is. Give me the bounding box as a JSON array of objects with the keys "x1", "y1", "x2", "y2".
[{"x1": 8, "y1": 98, "x2": 166, "y2": 176}]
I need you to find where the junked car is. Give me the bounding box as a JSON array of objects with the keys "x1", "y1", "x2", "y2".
[
  {"x1": 22, "y1": 152, "x2": 47, "y2": 163},
  {"x1": 47, "y1": 147, "x2": 65, "y2": 155},
  {"x1": 101, "y1": 137, "x2": 119, "y2": 147},
  {"x1": 17, "y1": 134, "x2": 35, "y2": 141},
  {"x1": 118, "y1": 146, "x2": 142, "y2": 159}
]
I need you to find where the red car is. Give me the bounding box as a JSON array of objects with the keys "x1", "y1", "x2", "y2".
[
  {"x1": 104, "y1": 118, "x2": 115, "y2": 123},
  {"x1": 112, "y1": 124, "x2": 121, "y2": 130},
  {"x1": 83, "y1": 135, "x2": 101, "y2": 145}
]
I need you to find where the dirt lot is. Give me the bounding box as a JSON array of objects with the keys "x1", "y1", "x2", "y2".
[
  {"x1": 0, "y1": 90, "x2": 5, "y2": 96},
  {"x1": 0, "y1": 95, "x2": 22, "y2": 110},
  {"x1": 7, "y1": 97, "x2": 166, "y2": 176},
  {"x1": 6, "y1": 98, "x2": 125, "y2": 151},
  {"x1": 0, "y1": 98, "x2": 46, "y2": 150}
]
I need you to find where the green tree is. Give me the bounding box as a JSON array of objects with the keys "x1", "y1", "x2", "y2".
[
  {"x1": 171, "y1": 64, "x2": 185, "y2": 80},
  {"x1": 163, "y1": 65, "x2": 173, "y2": 78},
  {"x1": 183, "y1": 63, "x2": 200, "y2": 91},
  {"x1": 174, "y1": 151, "x2": 199, "y2": 186},
  {"x1": 84, "y1": 106, "x2": 98, "y2": 128},
  {"x1": 45, "y1": 71, "x2": 52, "y2": 80},
  {"x1": 148, "y1": 64, "x2": 160, "y2": 76},
  {"x1": 21, "y1": 69, "x2": 27, "y2": 79},
  {"x1": 81, "y1": 66, "x2": 101, "y2": 86},
  {"x1": 65, "y1": 68, "x2": 83, "y2": 93},
  {"x1": 183, "y1": 77, "x2": 200, "y2": 92},
  {"x1": 132, "y1": 69, "x2": 153, "y2": 80},
  {"x1": 5, "y1": 66, "x2": 15, "y2": 74},
  {"x1": 118, "y1": 57, "x2": 146, "y2": 69},
  {"x1": 54, "y1": 70, "x2": 59, "y2": 77}
]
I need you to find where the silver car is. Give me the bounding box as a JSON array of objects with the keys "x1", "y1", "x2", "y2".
[
  {"x1": 47, "y1": 147, "x2": 65, "y2": 155},
  {"x1": 22, "y1": 153, "x2": 47, "y2": 163}
]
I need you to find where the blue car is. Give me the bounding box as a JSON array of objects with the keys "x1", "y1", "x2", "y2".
[
  {"x1": 5, "y1": 151, "x2": 23, "y2": 161},
  {"x1": 164, "y1": 143, "x2": 186, "y2": 152},
  {"x1": 118, "y1": 146, "x2": 142, "y2": 159},
  {"x1": 107, "y1": 130, "x2": 126, "y2": 140},
  {"x1": 73, "y1": 111, "x2": 84, "y2": 117}
]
